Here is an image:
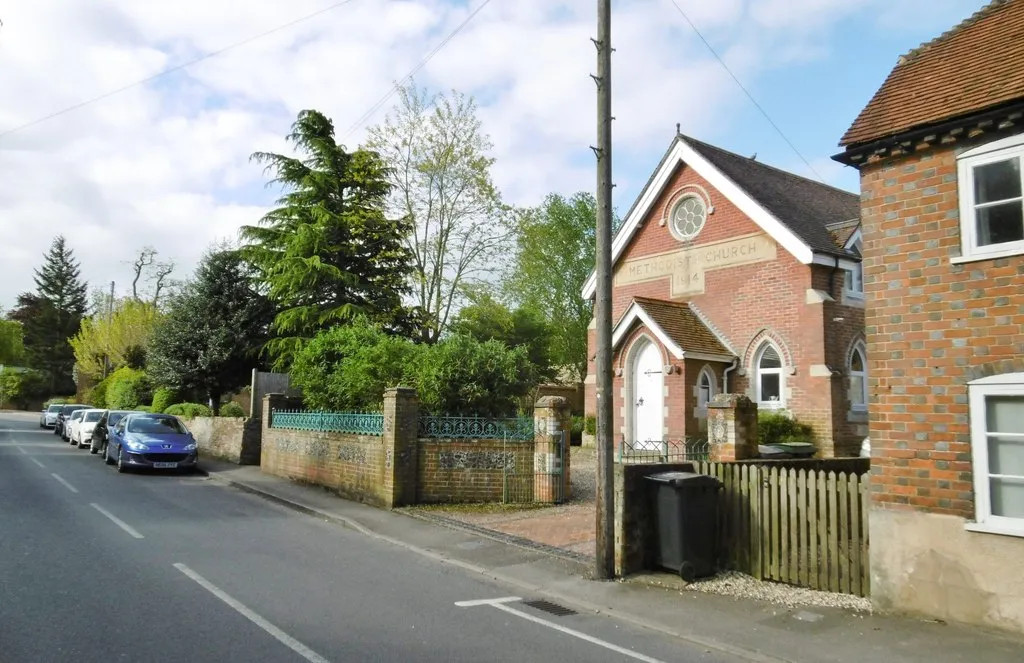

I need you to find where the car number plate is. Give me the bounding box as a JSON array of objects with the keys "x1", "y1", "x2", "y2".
[{"x1": 152, "y1": 462, "x2": 179, "y2": 469}]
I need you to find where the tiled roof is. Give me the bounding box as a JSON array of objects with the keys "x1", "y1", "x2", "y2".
[
  {"x1": 840, "y1": 0, "x2": 1024, "y2": 147},
  {"x1": 682, "y1": 135, "x2": 861, "y2": 257},
  {"x1": 628, "y1": 297, "x2": 733, "y2": 357}
]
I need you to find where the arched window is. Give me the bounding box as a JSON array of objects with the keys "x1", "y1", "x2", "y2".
[
  {"x1": 697, "y1": 366, "x2": 717, "y2": 411},
  {"x1": 849, "y1": 343, "x2": 868, "y2": 411},
  {"x1": 755, "y1": 344, "x2": 784, "y2": 408}
]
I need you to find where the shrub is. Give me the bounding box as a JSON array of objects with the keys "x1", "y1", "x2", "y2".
[
  {"x1": 164, "y1": 402, "x2": 212, "y2": 418},
  {"x1": 570, "y1": 415, "x2": 584, "y2": 446},
  {"x1": 584, "y1": 414, "x2": 597, "y2": 436},
  {"x1": 218, "y1": 401, "x2": 245, "y2": 418},
  {"x1": 105, "y1": 367, "x2": 153, "y2": 410},
  {"x1": 135, "y1": 405, "x2": 152, "y2": 413},
  {"x1": 291, "y1": 318, "x2": 420, "y2": 411},
  {"x1": 86, "y1": 378, "x2": 110, "y2": 409},
  {"x1": 758, "y1": 411, "x2": 815, "y2": 446},
  {"x1": 1, "y1": 369, "x2": 48, "y2": 409},
  {"x1": 151, "y1": 387, "x2": 178, "y2": 414},
  {"x1": 414, "y1": 334, "x2": 533, "y2": 417}
]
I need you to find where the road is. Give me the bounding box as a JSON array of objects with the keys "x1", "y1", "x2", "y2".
[{"x1": 0, "y1": 411, "x2": 737, "y2": 663}]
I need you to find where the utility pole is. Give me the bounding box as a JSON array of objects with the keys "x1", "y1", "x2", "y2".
[
  {"x1": 592, "y1": 0, "x2": 615, "y2": 580},
  {"x1": 102, "y1": 281, "x2": 114, "y2": 379}
]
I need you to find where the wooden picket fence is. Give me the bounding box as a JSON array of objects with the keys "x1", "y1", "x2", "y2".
[{"x1": 696, "y1": 462, "x2": 870, "y2": 597}]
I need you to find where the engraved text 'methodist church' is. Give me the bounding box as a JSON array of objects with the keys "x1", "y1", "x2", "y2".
[{"x1": 583, "y1": 133, "x2": 866, "y2": 458}]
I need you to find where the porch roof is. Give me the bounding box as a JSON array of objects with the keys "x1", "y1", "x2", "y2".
[{"x1": 612, "y1": 297, "x2": 735, "y2": 361}]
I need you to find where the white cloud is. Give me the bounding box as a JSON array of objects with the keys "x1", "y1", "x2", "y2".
[{"x1": 0, "y1": 0, "x2": 970, "y2": 310}]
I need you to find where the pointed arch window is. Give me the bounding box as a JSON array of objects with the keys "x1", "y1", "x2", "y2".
[
  {"x1": 755, "y1": 344, "x2": 784, "y2": 408},
  {"x1": 697, "y1": 366, "x2": 717, "y2": 411},
  {"x1": 849, "y1": 343, "x2": 868, "y2": 411}
]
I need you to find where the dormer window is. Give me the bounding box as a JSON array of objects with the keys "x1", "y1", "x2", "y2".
[{"x1": 843, "y1": 232, "x2": 864, "y2": 297}]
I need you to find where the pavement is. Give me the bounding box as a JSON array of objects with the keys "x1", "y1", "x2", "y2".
[{"x1": 195, "y1": 456, "x2": 1024, "y2": 663}]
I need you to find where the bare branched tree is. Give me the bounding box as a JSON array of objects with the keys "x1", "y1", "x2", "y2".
[
  {"x1": 149, "y1": 261, "x2": 175, "y2": 307},
  {"x1": 130, "y1": 247, "x2": 156, "y2": 300},
  {"x1": 367, "y1": 81, "x2": 510, "y2": 343}
]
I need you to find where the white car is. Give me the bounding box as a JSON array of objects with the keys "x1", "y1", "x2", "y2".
[
  {"x1": 40, "y1": 403, "x2": 62, "y2": 428},
  {"x1": 73, "y1": 409, "x2": 106, "y2": 448},
  {"x1": 65, "y1": 410, "x2": 88, "y2": 446}
]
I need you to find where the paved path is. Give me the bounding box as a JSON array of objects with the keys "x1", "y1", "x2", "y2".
[
  {"x1": 409, "y1": 447, "x2": 599, "y2": 558},
  {"x1": 0, "y1": 412, "x2": 732, "y2": 663}
]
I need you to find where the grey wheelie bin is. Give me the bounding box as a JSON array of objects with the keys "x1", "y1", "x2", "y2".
[{"x1": 645, "y1": 471, "x2": 721, "y2": 581}]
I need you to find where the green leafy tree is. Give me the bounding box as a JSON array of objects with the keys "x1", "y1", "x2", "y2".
[
  {"x1": 0, "y1": 319, "x2": 25, "y2": 366},
  {"x1": 505, "y1": 192, "x2": 601, "y2": 383},
  {"x1": 241, "y1": 109, "x2": 415, "y2": 368},
  {"x1": 70, "y1": 298, "x2": 161, "y2": 380},
  {"x1": 291, "y1": 318, "x2": 420, "y2": 411},
  {"x1": 448, "y1": 291, "x2": 553, "y2": 383},
  {"x1": 147, "y1": 246, "x2": 274, "y2": 414},
  {"x1": 11, "y1": 237, "x2": 89, "y2": 394},
  {"x1": 367, "y1": 82, "x2": 508, "y2": 343}
]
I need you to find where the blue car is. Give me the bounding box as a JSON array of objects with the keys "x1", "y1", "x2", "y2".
[{"x1": 104, "y1": 413, "x2": 199, "y2": 474}]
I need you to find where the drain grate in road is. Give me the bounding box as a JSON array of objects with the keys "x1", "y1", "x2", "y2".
[{"x1": 522, "y1": 599, "x2": 577, "y2": 617}]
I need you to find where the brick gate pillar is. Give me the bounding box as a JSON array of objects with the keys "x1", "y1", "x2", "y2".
[
  {"x1": 707, "y1": 393, "x2": 758, "y2": 461},
  {"x1": 382, "y1": 387, "x2": 419, "y2": 509},
  {"x1": 534, "y1": 395, "x2": 572, "y2": 503}
]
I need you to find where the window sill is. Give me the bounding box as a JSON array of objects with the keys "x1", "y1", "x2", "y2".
[
  {"x1": 950, "y1": 246, "x2": 1024, "y2": 264},
  {"x1": 758, "y1": 402, "x2": 785, "y2": 410},
  {"x1": 841, "y1": 291, "x2": 865, "y2": 307},
  {"x1": 965, "y1": 522, "x2": 1024, "y2": 539}
]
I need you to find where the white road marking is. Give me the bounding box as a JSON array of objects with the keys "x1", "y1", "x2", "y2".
[
  {"x1": 454, "y1": 596, "x2": 521, "y2": 607},
  {"x1": 51, "y1": 473, "x2": 79, "y2": 493},
  {"x1": 90, "y1": 503, "x2": 144, "y2": 539},
  {"x1": 16, "y1": 445, "x2": 27, "y2": 455},
  {"x1": 174, "y1": 563, "x2": 330, "y2": 663},
  {"x1": 30, "y1": 458, "x2": 45, "y2": 468},
  {"x1": 457, "y1": 597, "x2": 669, "y2": 663}
]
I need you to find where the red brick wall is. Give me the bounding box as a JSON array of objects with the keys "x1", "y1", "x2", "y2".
[
  {"x1": 858, "y1": 129, "x2": 1024, "y2": 517},
  {"x1": 585, "y1": 160, "x2": 864, "y2": 455},
  {"x1": 261, "y1": 429, "x2": 388, "y2": 507},
  {"x1": 417, "y1": 439, "x2": 535, "y2": 503}
]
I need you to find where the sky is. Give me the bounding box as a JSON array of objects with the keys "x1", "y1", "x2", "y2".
[{"x1": 0, "y1": 0, "x2": 985, "y2": 311}]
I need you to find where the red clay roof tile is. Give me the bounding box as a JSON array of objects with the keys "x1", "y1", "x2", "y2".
[{"x1": 840, "y1": 0, "x2": 1024, "y2": 147}]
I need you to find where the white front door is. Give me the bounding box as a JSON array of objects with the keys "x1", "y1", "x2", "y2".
[{"x1": 633, "y1": 341, "x2": 664, "y2": 450}]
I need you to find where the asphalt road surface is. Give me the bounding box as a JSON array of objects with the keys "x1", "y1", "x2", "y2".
[{"x1": 0, "y1": 411, "x2": 737, "y2": 663}]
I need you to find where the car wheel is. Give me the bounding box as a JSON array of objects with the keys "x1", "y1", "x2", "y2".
[
  {"x1": 104, "y1": 445, "x2": 115, "y2": 466},
  {"x1": 116, "y1": 448, "x2": 128, "y2": 474}
]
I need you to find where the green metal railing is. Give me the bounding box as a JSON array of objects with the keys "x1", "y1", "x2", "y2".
[
  {"x1": 617, "y1": 437, "x2": 710, "y2": 464},
  {"x1": 418, "y1": 415, "x2": 534, "y2": 441},
  {"x1": 271, "y1": 409, "x2": 385, "y2": 435}
]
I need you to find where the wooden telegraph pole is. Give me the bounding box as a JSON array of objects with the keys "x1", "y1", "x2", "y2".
[{"x1": 592, "y1": 0, "x2": 615, "y2": 580}]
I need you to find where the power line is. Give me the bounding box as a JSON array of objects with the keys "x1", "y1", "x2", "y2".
[
  {"x1": 666, "y1": 0, "x2": 826, "y2": 183},
  {"x1": 342, "y1": 0, "x2": 494, "y2": 139},
  {"x1": 0, "y1": 0, "x2": 359, "y2": 142}
]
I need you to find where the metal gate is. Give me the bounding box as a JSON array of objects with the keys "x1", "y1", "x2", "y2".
[{"x1": 502, "y1": 430, "x2": 567, "y2": 504}]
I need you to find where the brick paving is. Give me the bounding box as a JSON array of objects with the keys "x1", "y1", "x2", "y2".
[{"x1": 411, "y1": 446, "x2": 597, "y2": 558}]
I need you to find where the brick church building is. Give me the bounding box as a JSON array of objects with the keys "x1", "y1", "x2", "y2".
[{"x1": 583, "y1": 133, "x2": 865, "y2": 458}]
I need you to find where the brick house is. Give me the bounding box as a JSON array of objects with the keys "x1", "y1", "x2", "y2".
[
  {"x1": 833, "y1": 0, "x2": 1024, "y2": 632},
  {"x1": 582, "y1": 133, "x2": 865, "y2": 458}
]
